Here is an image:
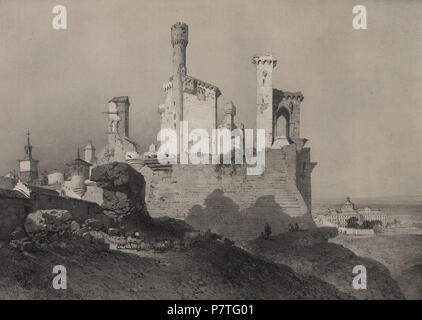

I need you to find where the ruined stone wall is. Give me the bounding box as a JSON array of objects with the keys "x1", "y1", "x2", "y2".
[
  {"x1": 159, "y1": 82, "x2": 218, "y2": 140},
  {"x1": 29, "y1": 193, "x2": 103, "y2": 224},
  {"x1": 0, "y1": 187, "x2": 104, "y2": 242},
  {"x1": 0, "y1": 189, "x2": 30, "y2": 241},
  {"x1": 183, "y1": 87, "x2": 217, "y2": 136},
  {"x1": 143, "y1": 146, "x2": 315, "y2": 240},
  {"x1": 97, "y1": 135, "x2": 137, "y2": 164},
  {"x1": 0, "y1": 177, "x2": 17, "y2": 190}
]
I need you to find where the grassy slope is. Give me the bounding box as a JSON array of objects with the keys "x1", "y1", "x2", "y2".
[
  {"x1": 331, "y1": 234, "x2": 422, "y2": 299},
  {"x1": 245, "y1": 229, "x2": 404, "y2": 300},
  {"x1": 0, "y1": 238, "x2": 350, "y2": 300}
]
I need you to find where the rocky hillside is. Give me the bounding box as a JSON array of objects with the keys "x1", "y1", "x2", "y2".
[
  {"x1": 0, "y1": 163, "x2": 405, "y2": 299},
  {"x1": 245, "y1": 228, "x2": 404, "y2": 300},
  {"x1": 0, "y1": 231, "x2": 351, "y2": 299}
]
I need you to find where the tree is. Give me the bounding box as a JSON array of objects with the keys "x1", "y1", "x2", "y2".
[
  {"x1": 361, "y1": 220, "x2": 371, "y2": 229},
  {"x1": 346, "y1": 216, "x2": 360, "y2": 229}
]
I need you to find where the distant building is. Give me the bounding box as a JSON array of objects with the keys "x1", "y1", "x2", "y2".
[
  {"x1": 47, "y1": 170, "x2": 65, "y2": 189},
  {"x1": 84, "y1": 141, "x2": 97, "y2": 165},
  {"x1": 320, "y1": 197, "x2": 387, "y2": 227},
  {"x1": 17, "y1": 130, "x2": 39, "y2": 185},
  {"x1": 66, "y1": 148, "x2": 91, "y2": 197}
]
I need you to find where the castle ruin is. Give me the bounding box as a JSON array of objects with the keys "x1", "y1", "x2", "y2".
[
  {"x1": 2, "y1": 22, "x2": 317, "y2": 241},
  {"x1": 136, "y1": 22, "x2": 317, "y2": 238}
]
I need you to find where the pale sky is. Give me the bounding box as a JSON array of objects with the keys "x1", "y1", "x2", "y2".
[{"x1": 0, "y1": 0, "x2": 421, "y2": 199}]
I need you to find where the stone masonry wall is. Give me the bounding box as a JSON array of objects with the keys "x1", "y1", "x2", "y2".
[
  {"x1": 0, "y1": 189, "x2": 30, "y2": 241},
  {"x1": 0, "y1": 188, "x2": 104, "y2": 242},
  {"x1": 144, "y1": 146, "x2": 315, "y2": 240},
  {"x1": 29, "y1": 193, "x2": 103, "y2": 224}
]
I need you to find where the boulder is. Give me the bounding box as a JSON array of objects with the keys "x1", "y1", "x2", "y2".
[
  {"x1": 107, "y1": 228, "x2": 120, "y2": 236},
  {"x1": 21, "y1": 240, "x2": 35, "y2": 252},
  {"x1": 70, "y1": 221, "x2": 81, "y2": 232},
  {"x1": 74, "y1": 227, "x2": 88, "y2": 237},
  {"x1": 24, "y1": 210, "x2": 72, "y2": 234},
  {"x1": 90, "y1": 162, "x2": 149, "y2": 218},
  {"x1": 42, "y1": 210, "x2": 72, "y2": 225},
  {"x1": 89, "y1": 230, "x2": 106, "y2": 241},
  {"x1": 85, "y1": 218, "x2": 103, "y2": 230},
  {"x1": 82, "y1": 232, "x2": 93, "y2": 241},
  {"x1": 24, "y1": 211, "x2": 47, "y2": 234}
]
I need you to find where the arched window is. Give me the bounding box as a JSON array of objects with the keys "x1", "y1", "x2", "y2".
[{"x1": 275, "y1": 107, "x2": 290, "y2": 138}]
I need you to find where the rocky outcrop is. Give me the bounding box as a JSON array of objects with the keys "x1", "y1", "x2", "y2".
[
  {"x1": 91, "y1": 162, "x2": 149, "y2": 218},
  {"x1": 25, "y1": 210, "x2": 72, "y2": 234},
  {"x1": 245, "y1": 228, "x2": 405, "y2": 300},
  {"x1": 5, "y1": 209, "x2": 111, "y2": 253}
]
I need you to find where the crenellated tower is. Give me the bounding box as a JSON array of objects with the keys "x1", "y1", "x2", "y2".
[
  {"x1": 252, "y1": 55, "x2": 277, "y2": 149},
  {"x1": 158, "y1": 22, "x2": 220, "y2": 153},
  {"x1": 171, "y1": 22, "x2": 189, "y2": 143}
]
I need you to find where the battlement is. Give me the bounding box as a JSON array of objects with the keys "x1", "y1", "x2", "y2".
[
  {"x1": 163, "y1": 75, "x2": 221, "y2": 97},
  {"x1": 171, "y1": 22, "x2": 189, "y2": 47},
  {"x1": 252, "y1": 55, "x2": 277, "y2": 67},
  {"x1": 109, "y1": 96, "x2": 130, "y2": 105},
  {"x1": 273, "y1": 89, "x2": 304, "y2": 104}
]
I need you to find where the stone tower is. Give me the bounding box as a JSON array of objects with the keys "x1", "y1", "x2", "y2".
[
  {"x1": 100, "y1": 96, "x2": 137, "y2": 163},
  {"x1": 66, "y1": 147, "x2": 90, "y2": 197},
  {"x1": 171, "y1": 22, "x2": 189, "y2": 144},
  {"x1": 107, "y1": 96, "x2": 130, "y2": 140},
  {"x1": 84, "y1": 141, "x2": 96, "y2": 164},
  {"x1": 17, "y1": 130, "x2": 39, "y2": 185},
  {"x1": 252, "y1": 55, "x2": 277, "y2": 148}
]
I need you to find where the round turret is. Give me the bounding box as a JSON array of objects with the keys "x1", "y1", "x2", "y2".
[
  {"x1": 171, "y1": 22, "x2": 189, "y2": 47},
  {"x1": 66, "y1": 149, "x2": 91, "y2": 197},
  {"x1": 71, "y1": 174, "x2": 86, "y2": 196}
]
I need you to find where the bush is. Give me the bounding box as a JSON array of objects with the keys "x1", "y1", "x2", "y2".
[{"x1": 346, "y1": 217, "x2": 360, "y2": 229}]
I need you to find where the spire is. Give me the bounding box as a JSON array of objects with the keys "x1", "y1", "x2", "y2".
[
  {"x1": 24, "y1": 129, "x2": 33, "y2": 160},
  {"x1": 77, "y1": 145, "x2": 81, "y2": 159}
]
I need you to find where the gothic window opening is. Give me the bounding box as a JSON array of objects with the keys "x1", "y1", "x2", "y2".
[{"x1": 275, "y1": 107, "x2": 290, "y2": 138}]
